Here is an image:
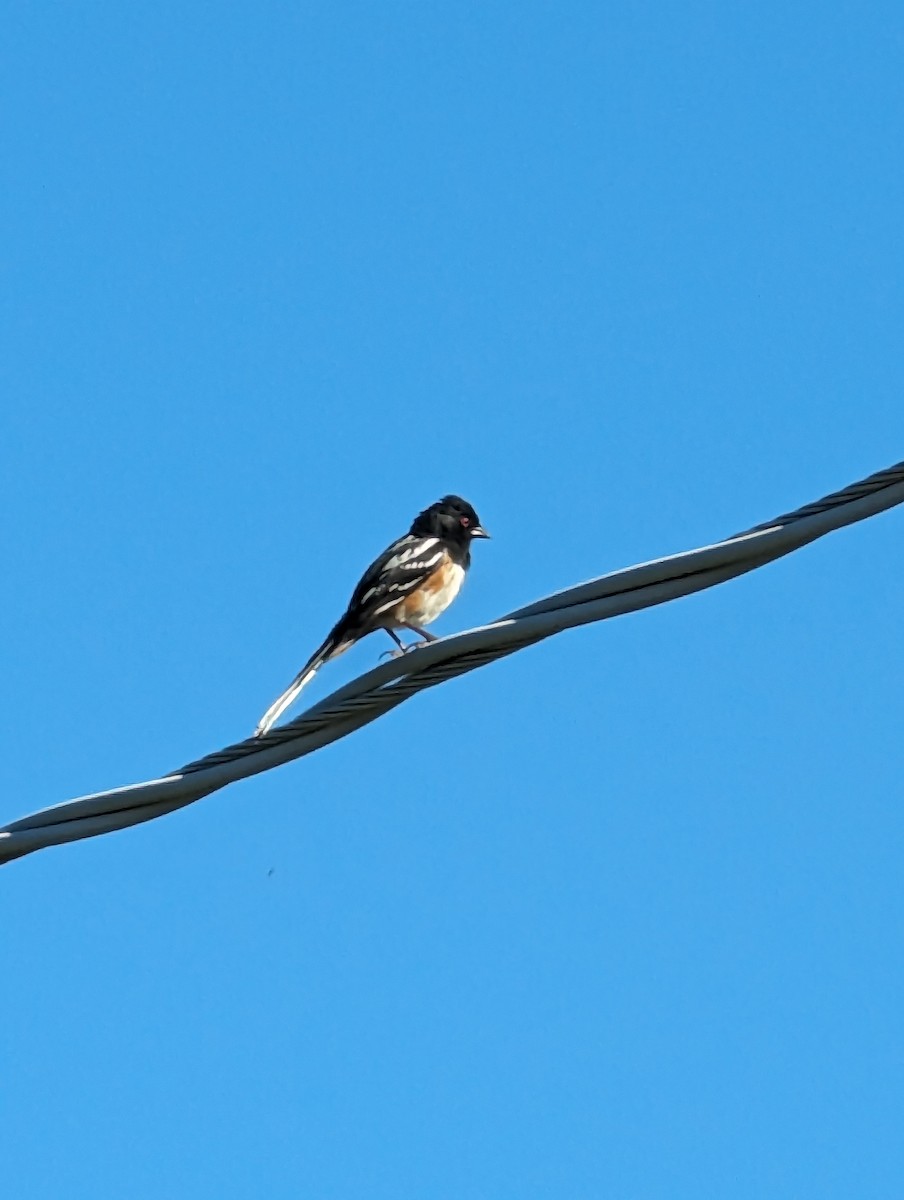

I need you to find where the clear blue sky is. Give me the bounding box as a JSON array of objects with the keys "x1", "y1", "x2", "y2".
[{"x1": 3, "y1": 4, "x2": 903, "y2": 1196}]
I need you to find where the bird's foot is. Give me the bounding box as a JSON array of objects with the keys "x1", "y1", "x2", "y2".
[{"x1": 379, "y1": 642, "x2": 425, "y2": 661}]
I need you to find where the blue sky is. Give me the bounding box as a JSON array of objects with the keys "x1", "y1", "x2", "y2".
[{"x1": 3, "y1": 3, "x2": 903, "y2": 1196}]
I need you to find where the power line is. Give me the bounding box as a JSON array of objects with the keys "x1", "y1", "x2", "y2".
[{"x1": 3, "y1": 458, "x2": 903, "y2": 866}]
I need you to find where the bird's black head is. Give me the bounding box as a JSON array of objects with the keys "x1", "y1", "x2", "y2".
[{"x1": 410, "y1": 494, "x2": 490, "y2": 543}]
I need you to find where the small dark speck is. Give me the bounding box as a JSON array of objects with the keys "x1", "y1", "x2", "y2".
[{"x1": 267, "y1": 868, "x2": 275, "y2": 877}]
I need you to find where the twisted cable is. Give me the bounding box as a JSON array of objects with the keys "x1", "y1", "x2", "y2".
[{"x1": 3, "y1": 459, "x2": 902, "y2": 865}]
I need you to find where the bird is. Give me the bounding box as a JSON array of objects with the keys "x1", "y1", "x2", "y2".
[{"x1": 254, "y1": 494, "x2": 490, "y2": 736}]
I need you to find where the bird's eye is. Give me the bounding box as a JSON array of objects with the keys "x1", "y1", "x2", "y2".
[{"x1": 460, "y1": 515, "x2": 471, "y2": 527}]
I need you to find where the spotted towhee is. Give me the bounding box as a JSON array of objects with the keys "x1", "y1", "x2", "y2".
[{"x1": 254, "y1": 494, "x2": 490, "y2": 736}]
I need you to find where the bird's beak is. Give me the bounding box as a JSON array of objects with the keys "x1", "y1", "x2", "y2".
[{"x1": 471, "y1": 526, "x2": 491, "y2": 539}]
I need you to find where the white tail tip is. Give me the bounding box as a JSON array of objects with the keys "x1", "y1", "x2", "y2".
[{"x1": 253, "y1": 667, "x2": 318, "y2": 737}]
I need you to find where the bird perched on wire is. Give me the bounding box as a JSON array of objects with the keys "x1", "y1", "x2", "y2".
[{"x1": 254, "y1": 494, "x2": 490, "y2": 737}]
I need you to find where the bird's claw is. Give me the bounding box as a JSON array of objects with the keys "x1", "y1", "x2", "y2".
[{"x1": 379, "y1": 642, "x2": 425, "y2": 661}]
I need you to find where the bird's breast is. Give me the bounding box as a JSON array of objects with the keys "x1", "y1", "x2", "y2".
[{"x1": 398, "y1": 558, "x2": 466, "y2": 626}]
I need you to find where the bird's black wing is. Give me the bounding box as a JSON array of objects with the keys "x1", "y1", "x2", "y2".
[{"x1": 344, "y1": 534, "x2": 446, "y2": 627}]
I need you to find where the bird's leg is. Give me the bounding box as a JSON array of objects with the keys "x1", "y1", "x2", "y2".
[
  {"x1": 402, "y1": 623, "x2": 438, "y2": 645},
  {"x1": 379, "y1": 628, "x2": 410, "y2": 660}
]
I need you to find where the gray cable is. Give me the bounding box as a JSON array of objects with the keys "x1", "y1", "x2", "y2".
[{"x1": 3, "y1": 459, "x2": 903, "y2": 865}]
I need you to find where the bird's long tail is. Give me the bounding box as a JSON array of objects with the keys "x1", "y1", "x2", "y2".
[{"x1": 254, "y1": 622, "x2": 354, "y2": 737}]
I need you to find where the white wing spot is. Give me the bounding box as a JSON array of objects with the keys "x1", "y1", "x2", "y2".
[{"x1": 383, "y1": 538, "x2": 440, "y2": 572}]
